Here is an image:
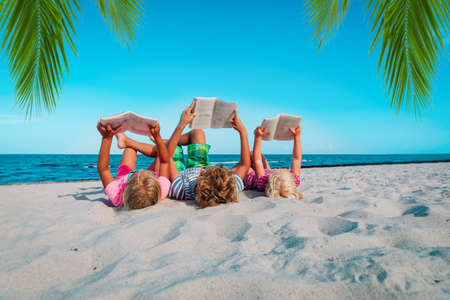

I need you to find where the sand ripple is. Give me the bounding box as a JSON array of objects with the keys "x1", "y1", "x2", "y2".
[{"x1": 1, "y1": 163, "x2": 449, "y2": 299}]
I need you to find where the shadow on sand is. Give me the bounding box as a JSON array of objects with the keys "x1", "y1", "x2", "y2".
[{"x1": 58, "y1": 186, "x2": 114, "y2": 207}]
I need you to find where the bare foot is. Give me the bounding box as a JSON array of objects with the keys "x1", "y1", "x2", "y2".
[{"x1": 116, "y1": 133, "x2": 127, "y2": 149}]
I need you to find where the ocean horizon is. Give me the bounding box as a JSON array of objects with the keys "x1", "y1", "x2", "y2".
[{"x1": 1, "y1": 153, "x2": 449, "y2": 185}]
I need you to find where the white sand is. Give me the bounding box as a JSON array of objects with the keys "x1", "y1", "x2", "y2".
[{"x1": 1, "y1": 163, "x2": 449, "y2": 299}]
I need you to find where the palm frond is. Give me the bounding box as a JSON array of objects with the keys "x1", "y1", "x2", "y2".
[
  {"x1": 0, "y1": 0, "x2": 79, "y2": 118},
  {"x1": 305, "y1": 0, "x2": 350, "y2": 51},
  {"x1": 95, "y1": 0, "x2": 143, "y2": 48},
  {"x1": 368, "y1": 0, "x2": 450, "y2": 118}
]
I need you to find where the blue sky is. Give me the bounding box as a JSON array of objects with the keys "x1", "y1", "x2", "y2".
[{"x1": 0, "y1": 0, "x2": 449, "y2": 154}]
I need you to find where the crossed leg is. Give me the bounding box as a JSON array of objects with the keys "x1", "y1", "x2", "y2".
[
  {"x1": 249, "y1": 151, "x2": 271, "y2": 171},
  {"x1": 116, "y1": 130, "x2": 206, "y2": 176},
  {"x1": 176, "y1": 129, "x2": 206, "y2": 146},
  {"x1": 262, "y1": 154, "x2": 270, "y2": 169},
  {"x1": 168, "y1": 129, "x2": 206, "y2": 181},
  {"x1": 117, "y1": 133, "x2": 157, "y2": 157},
  {"x1": 120, "y1": 148, "x2": 137, "y2": 169},
  {"x1": 116, "y1": 129, "x2": 206, "y2": 157}
]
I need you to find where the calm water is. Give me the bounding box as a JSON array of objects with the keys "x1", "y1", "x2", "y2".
[{"x1": 0, "y1": 154, "x2": 449, "y2": 185}]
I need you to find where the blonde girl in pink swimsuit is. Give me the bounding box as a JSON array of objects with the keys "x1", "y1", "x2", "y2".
[
  {"x1": 96, "y1": 122, "x2": 171, "y2": 209},
  {"x1": 245, "y1": 125, "x2": 303, "y2": 200}
]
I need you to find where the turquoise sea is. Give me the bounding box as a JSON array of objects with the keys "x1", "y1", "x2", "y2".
[{"x1": 0, "y1": 154, "x2": 449, "y2": 185}]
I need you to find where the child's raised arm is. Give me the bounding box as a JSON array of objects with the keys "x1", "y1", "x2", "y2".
[
  {"x1": 149, "y1": 122, "x2": 170, "y2": 179},
  {"x1": 252, "y1": 126, "x2": 267, "y2": 178},
  {"x1": 96, "y1": 122, "x2": 121, "y2": 188},
  {"x1": 229, "y1": 110, "x2": 251, "y2": 180},
  {"x1": 289, "y1": 125, "x2": 302, "y2": 176},
  {"x1": 166, "y1": 102, "x2": 196, "y2": 181}
]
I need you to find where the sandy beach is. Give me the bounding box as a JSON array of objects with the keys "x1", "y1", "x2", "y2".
[{"x1": 1, "y1": 162, "x2": 449, "y2": 299}]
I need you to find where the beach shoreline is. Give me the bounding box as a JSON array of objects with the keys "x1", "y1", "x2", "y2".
[
  {"x1": 2, "y1": 160, "x2": 449, "y2": 186},
  {"x1": 1, "y1": 162, "x2": 449, "y2": 299}
]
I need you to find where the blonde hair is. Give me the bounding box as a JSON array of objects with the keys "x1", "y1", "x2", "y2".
[
  {"x1": 265, "y1": 169, "x2": 303, "y2": 200},
  {"x1": 122, "y1": 171, "x2": 161, "y2": 209},
  {"x1": 195, "y1": 165, "x2": 237, "y2": 208}
]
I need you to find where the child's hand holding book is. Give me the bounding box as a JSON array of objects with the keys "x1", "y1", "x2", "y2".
[
  {"x1": 229, "y1": 110, "x2": 246, "y2": 134},
  {"x1": 254, "y1": 126, "x2": 267, "y2": 139},
  {"x1": 289, "y1": 125, "x2": 301, "y2": 138},
  {"x1": 148, "y1": 122, "x2": 161, "y2": 139},
  {"x1": 180, "y1": 101, "x2": 196, "y2": 126},
  {"x1": 97, "y1": 122, "x2": 121, "y2": 139}
]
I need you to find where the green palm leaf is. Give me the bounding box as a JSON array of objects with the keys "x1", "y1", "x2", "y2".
[
  {"x1": 368, "y1": 0, "x2": 450, "y2": 117},
  {"x1": 0, "y1": 0, "x2": 143, "y2": 118},
  {"x1": 305, "y1": 0, "x2": 350, "y2": 51},
  {"x1": 306, "y1": 0, "x2": 450, "y2": 117},
  {"x1": 0, "y1": 0, "x2": 79, "y2": 117},
  {"x1": 95, "y1": 0, "x2": 143, "y2": 48}
]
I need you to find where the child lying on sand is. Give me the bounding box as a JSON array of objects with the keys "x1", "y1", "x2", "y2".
[
  {"x1": 245, "y1": 125, "x2": 303, "y2": 200},
  {"x1": 96, "y1": 122, "x2": 171, "y2": 209},
  {"x1": 167, "y1": 102, "x2": 251, "y2": 208}
]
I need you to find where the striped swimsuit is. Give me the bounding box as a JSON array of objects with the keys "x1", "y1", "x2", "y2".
[{"x1": 169, "y1": 167, "x2": 244, "y2": 200}]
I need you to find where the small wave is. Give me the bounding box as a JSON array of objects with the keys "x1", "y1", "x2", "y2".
[
  {"x1": 83, "y1": 165, "x2": 97, "y2": 169},
  {"x1": 66, "y1": 163, "x2": 81, "y2": 167},
  {"x1": 38, "y1": 163, "x2": 60, "y2": 167}
]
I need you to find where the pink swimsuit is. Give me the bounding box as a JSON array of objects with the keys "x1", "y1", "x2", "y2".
[
  {"x1": 105, "y1": 164, "x2": 171, "y2": 207},
  {"x1": 244, "y1": 169, "x2": 301, "y2": 191}
]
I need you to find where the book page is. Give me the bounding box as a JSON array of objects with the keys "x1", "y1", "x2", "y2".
[
  {"x1": 211, "y1": 100, "x2": 236, "y2": 128},
  {"x1": 190, "y1": 98, "x2": 217, "y2": 129},
  {"x1": 100, "y1": 111, "x2": 157, "y2": 136},
  {"x1": 126, "y1": 112, "x2": 158, "y2": 135},
  {"x1": 274, "y1": 114, "x2": 302, "y2": 140},
  {"x1": 100, "y1": 111, "x2": 131, "y2": 133},
  {"x1": 261, "y1": 116, "x2": 279, "y2": 141}
]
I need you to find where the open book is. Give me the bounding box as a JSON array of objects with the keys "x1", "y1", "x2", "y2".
[
  {"x1": 190, "y1": 97, "x2": 237, "y2": 129},
  {"x1": 100, "y1": 111, "x2": 157, "y2": 136},
  {"x1": 261, "y1": 114, "x2": 302, "y2": 141}
]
